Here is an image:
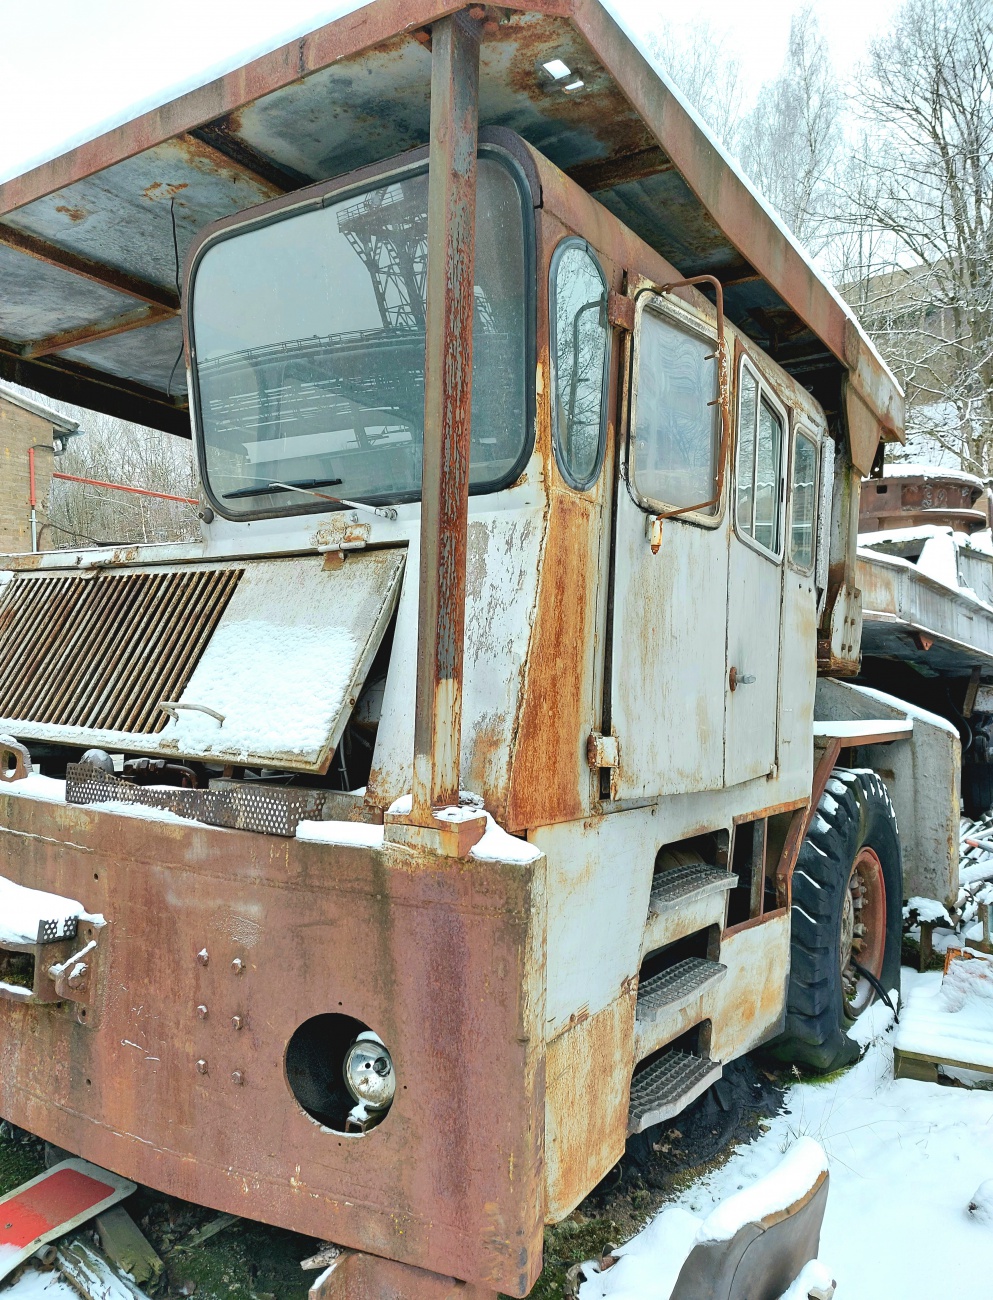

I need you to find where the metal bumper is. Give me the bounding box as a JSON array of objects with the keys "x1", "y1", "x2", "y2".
[{"x1": 0, "y1": 794, "x2": 546, "y2": 1297}]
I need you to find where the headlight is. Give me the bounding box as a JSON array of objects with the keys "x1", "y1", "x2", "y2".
[{"x1": 343, "y1": 1032, "x2": 395, "y2": 1112}]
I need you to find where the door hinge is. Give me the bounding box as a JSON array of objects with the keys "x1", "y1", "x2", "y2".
[
  {"x1": 587, "y1": 732, "x2": 619, "y2": 769},
  {"x1": 607, "y1": 290, "x2": 635, "y2": 332}
]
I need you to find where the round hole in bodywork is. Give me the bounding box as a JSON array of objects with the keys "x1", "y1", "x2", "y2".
[{"x1": 285, "y1": 1013, "x2": 392, "y2": 1134}]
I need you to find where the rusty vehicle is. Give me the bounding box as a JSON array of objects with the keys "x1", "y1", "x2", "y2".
[
  {"x1": 0, "y1": 2, "x2": 958, "y2": 1296},
  {"x1": 857, "y1": 462, "x2": 993, "y2": 824}
]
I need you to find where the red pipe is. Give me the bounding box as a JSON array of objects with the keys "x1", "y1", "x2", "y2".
[{"x1": 50, "y1": 471, "x2": 198, "y2": 506}]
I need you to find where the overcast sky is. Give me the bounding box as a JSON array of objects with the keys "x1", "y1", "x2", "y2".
[{"x1": 0, "y1": 0, "x2": 903, "y2": 186}]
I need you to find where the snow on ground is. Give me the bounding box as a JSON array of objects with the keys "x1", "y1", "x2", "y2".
[
  {"x1": 582, "y1": 969, "x2": 993, "y2": 1300},
  {"x1": 2, "y1": 1268, "x2": 77, "y2": 1299}
]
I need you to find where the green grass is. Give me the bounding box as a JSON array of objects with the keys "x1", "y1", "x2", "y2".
[{"x1": 0, "y1": 1122, "x2": 45, "y2": 1197}]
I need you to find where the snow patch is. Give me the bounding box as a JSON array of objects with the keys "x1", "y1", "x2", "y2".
[
  {"x1": 777, "y1": 1259, "x2": 836, "y2": 1299},
  {"x1": 164, "y1": 619, "x2": 358, "y2": 760},
  {"x1": 0, "y1": 774, "x2": 66, "y2": 802},
  {"x1": 1, "y1": 1265, "x2": 79, "y2": 1298},
  {"x1": 0, "y1": 875, "x2": 87, "y2": 946},
  {"x1": 696, "y1": 1138, "x2": 827, "y2": 1243},
  {"x1": 895, "y1": 956, "x2": 993, "y2": 1070},
  {"x1": 904, "y1": 896, "x2": 953, "y2": 926},
  {"x1": 967, "y1": 1179, "x2": 993, "y2": 1226},
  {"x1": 297, "y1": 819, "x2": 384, "y2": 849}
]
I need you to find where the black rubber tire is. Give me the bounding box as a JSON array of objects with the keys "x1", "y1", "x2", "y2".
[
  {"x1": 962, "y1": 763, "x2": 993, "y2": 820},
  {"x1": 768, "y1": 768, "x2": 903, "y2": 1073}
]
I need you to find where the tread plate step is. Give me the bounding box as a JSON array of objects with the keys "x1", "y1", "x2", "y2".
[
  {"x1": 628, "y1": 1050, "x2": 723, "y2": 1134},
  {"x1": 649, "y1": 863, "x2": 737, "y2": 914},
  {"x1": 636, "y1": 957, "x2": 727, "y2": 1018}
]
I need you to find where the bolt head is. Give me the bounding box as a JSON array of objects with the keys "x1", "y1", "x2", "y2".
[
  {"x1": 196, "y1": 1059, "x2": 208, "y2": 1075},
  {"x1": 231, "y1": 1070, "x2": 245, "y2": 1086},
  {"x1": 197, "y1": 948, "x2": 209, "y2": 967},
  {"x1": 196, "y1": 1004, "x2": 208, "y2": 1020},
  {"x1": 231, "y1": 1015, "x2": 243, "y2": 1031},
  {"x1": 231, "y1": 958, "x2": 245, "y2": 975}
]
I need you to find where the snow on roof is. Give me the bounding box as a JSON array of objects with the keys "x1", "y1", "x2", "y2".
[
  {"x1": 0, "y1": 383, "x2": 78, "y2": 434},
  {"x1": 881, "y1": 462, "x2": 985, "y2": 487}
]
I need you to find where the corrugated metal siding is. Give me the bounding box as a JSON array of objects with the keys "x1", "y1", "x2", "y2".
[{"x1": 0, "y1": 567, "x2": 242, "y2": 732}]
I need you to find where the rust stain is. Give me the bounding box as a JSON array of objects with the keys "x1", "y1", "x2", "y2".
[{"x1": 54, "y1": 204, "x2": 87, "y2": 223}]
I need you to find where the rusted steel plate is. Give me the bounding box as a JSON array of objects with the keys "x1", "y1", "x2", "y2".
[
  {"x1": 0, "y1": 796, "x2": 547, "y2": 1296},
  {"x1": 412, "y1": 13, "x2": 480, "y2": 816}
]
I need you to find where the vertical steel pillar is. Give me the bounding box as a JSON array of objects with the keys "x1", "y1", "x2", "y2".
[{"x1": 411, "y1": 11, "x2": 481, "y2": 820}]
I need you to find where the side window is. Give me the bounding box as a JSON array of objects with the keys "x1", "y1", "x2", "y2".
[
  {"x1": 550, "y1": 240, "x2": 609, "y2": 489},
  {"x1": 735, "y1": 362, "x2": 784, "y2": 555},
  {"x1": 632, "y1": 307, "x2": 720, "y2": 514},
  {"x1": 790, "y1": 430, "x2": 818, "y2": 570}
]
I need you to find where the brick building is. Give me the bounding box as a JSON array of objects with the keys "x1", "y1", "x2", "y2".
[{"x1": 0, "y1": 385, "x2": 79, "y2": 553}]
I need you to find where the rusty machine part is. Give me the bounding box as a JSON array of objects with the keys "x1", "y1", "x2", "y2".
[
  {"x1": 860, "y1": 470, "x2": 991, "y2": 534},
  {"x1": 121, "y1": 756, "x2": 199, "y2": 788},
  {"x1": 0, "y1": 734, "x2": 30, "y2": 781},
  {"x1": 65, "y1": 762, "x2": 328, "y2": 836}
]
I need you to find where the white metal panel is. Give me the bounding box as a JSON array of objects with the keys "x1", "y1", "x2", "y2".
[
  {"x1": 366, "y1": 498, "x2": 545, "y2": 810},
  {"x1": 533, "y1": 808, "x2": 660, "y2": 1038},
  {"x1": 724, "y1": 539, "x2": 782, "y2": 785},
  {"x1": 610, "y1": 500, "x2": 728, "y2": 798},
  {"x1": 162, "y1": 551, "x2": 404, "y2": 769}
]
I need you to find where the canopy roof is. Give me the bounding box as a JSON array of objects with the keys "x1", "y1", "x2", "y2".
[{"x1": 0, "y1": 0, "x2": 903, "y2": 459}]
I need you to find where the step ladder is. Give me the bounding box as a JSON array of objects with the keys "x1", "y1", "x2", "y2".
[
  {"x1": 641, "y1": 863, "x2": 737, "y2": 956},
  {"x1": 634, "y1": 956, "x2": 727, "y2": 1062}
]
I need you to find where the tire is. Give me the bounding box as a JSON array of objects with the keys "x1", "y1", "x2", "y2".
[
  {"x1": 768, "y1": 768, "x2": 903, "y2": 1073},
  {"x1": 962, "y1": 763, "x2": 993, "y2": 820}
]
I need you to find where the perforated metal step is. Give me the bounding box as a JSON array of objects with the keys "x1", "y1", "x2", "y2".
[
  {"x1": 627, "y1": 1050, "x2": 723, "y2": 1134},
  {"x1": 636, "y1": 957, "x2": 727, "y2": 1017},
  {"x1": 649, "y1": 863, "x2": 737, "y2": 914}
]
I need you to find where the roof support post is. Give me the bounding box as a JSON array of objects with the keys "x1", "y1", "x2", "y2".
[{"x1": 410, "y1": 11, "x2": 481, "y2": 824}]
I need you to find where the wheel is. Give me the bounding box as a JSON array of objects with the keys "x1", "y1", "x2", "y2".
[
  {"x1": 768, "y1": 768, "x2": 903, "y2": 1073},
  {"x1": 962, "y1": 763, "x2": 993, "y2": 819}
]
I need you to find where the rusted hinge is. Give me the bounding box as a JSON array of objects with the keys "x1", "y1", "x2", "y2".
[
  {"x1": 587, "y1": 732, "x2": 619, "y2": 770},
  {"x1": 607, "y1": 290, "x2": 635, "y2": 332}
]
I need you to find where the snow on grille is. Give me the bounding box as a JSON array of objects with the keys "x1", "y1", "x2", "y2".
[{"x1": 0, "y1": 567, "x2": 242, "y2": 733}]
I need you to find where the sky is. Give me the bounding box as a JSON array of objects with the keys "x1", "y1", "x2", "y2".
[{"x1": 0, "y1": 0, "x2": 905, "y2": 187}]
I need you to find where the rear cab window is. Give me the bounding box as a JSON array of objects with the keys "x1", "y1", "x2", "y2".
[
  {"x1": 735, "y1": 359, "x2": 786, "y2": 557},
  {"x1": 789, "y1": 429, "x2": 819, "y2": 571}
]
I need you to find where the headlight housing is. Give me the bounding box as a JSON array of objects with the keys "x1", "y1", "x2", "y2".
[{"x1": 343, "y1": 1032, "x2": 395, "y2": 1114}]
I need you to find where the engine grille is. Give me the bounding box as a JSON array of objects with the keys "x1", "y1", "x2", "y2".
[{"x1": 0, "y1": 567, "x2": 242, "y2": 734}]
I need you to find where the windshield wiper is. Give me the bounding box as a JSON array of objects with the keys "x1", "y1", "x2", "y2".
[{"x1": 223, "y1": 477, "x2": 343, "y2": 500}]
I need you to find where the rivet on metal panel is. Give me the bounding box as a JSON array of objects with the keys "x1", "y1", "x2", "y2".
[
  {"x1": 196, "y1": 1005, "x2": 208, "y2": 1019},
  {"x1": 231, "y1": 958, "x2": 245, "y2": 975},
  {"x1": 196, "y1": 1059, "x2": 208, "y2": 1075},
  {"x1": 231, "y1": 1071, "x2": 245, "y2": 1086},
  {"x1": 231, "y1": 1015, "x2": 244, "y2": 1031},
  {"x1": 197, "y1": 949, "x2": 209, "y2": 967}
]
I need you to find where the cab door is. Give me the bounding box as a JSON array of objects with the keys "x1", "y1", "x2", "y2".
[
  {"x1": 724, "y1": 357, "x2": 787, "y2": 786},
  {"x1": 608, "y1": 293, "x2": 729, "y2": 800}
]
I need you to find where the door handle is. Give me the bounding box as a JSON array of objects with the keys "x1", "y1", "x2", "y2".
[{"x1": 729, "y1": 667, "x2": 756, "y2": 692}]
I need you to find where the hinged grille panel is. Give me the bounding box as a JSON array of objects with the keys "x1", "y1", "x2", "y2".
[{"x1": 0, "y1": 567, "x2": 242, "y2": 733}]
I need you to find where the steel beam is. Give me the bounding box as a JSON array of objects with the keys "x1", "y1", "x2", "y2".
[
  {"x1": 411, "y1": 10, "x2": 480, "y2": 818},
  {"x1": 0, "y1": 223, "x2": 178, "y2": 311},
  {"x1": 23, "y1": 305, "x2": 175, "y2": 359}
]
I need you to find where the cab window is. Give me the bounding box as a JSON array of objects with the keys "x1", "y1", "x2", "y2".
[
  {"x1": 631, "y1": 306, "x2": 720, "y2": 514},
  {"x1": 550, "y1": 240, "x2": 610, "y2": 490},
  {"x1": 790, "y1": 430, "x2": 818, "y2": 570},
  {"x1": 736, "y1": 363, "x2": 784, "y2": 555}
]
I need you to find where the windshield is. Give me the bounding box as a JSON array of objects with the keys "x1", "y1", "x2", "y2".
[{"x1": 189, "y1": 156, "x2": 530, "y2": 516}]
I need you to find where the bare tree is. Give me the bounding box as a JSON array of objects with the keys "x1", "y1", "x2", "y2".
[
  {"x1": 835, "y1": 0, "x2": 993, "y2": 472},
  {"x1": 44, "y1": 408, "x2": 199, "y2": 548},
  {"x1": 736, "y1": 8, "x2": 843, "y2": 252},
  {"x1": 644, "y1": 22, "x2": 743, "y2": 150}
]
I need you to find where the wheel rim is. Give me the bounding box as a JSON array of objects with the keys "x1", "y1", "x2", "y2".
[{"x1": 840, "y1": 846, "x2": 886, "y2": 1017}]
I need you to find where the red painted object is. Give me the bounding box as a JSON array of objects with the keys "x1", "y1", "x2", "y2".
[{"x1": 0, "y1": 1160, "x2": 135, "y2": 1281}]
